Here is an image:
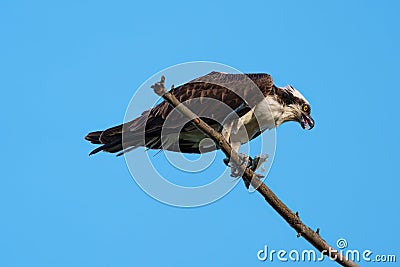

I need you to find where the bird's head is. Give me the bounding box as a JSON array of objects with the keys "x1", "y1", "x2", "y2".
[{"x1": 273, "y1": 85, "x2": 314, "y2": 130}]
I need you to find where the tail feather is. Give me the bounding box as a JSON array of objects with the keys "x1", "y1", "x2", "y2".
[
  {"x1": 89, "y1": 138, "x2": 123, "y2": 155},
  {"x1": 86, "y1": 121, "x2": 149, "y2": 156},
  {"x1": 85, "y1": 125, "x2": 124, "y2": 155},
  {"x1": 100, "y1": 125, "x2": 123, "y2": 143},
  {"x1": 85, "y1": 131, "x2": 103, "y2": 144}
]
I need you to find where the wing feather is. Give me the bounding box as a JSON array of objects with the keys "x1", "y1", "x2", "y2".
[
  {"x1": 91, "y1": 72, "x2": 274, "y2": 154},
  {"x1": 127, "y1": 72, "x2": 274, "y2": 135}
]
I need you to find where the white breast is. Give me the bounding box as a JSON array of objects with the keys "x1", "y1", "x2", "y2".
[{"x1": 221, "y1": 97, "x2": 281, "y2": 151}]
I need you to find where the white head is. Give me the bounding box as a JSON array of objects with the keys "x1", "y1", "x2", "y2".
[{"x1": 273, "y1": 85, "x2": 314, "y2": 130}]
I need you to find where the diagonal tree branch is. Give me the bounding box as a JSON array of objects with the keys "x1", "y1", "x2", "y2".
[{"x1": 151, "y1": 76, "x2": 359, "y2": 267}]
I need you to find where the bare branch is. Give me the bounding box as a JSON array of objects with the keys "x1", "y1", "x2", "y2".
[{"x1": 151, "y1": 76, "x2": 359, "y2": 267}]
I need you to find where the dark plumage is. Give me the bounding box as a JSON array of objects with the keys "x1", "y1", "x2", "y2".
[{"x1": 85, "y1": 72, "x2": 314, "y2": 156}]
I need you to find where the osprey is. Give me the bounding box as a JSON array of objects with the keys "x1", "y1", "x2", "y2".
[{"x1": 85, "y1": 72, "x2": 314, "y2": 156}]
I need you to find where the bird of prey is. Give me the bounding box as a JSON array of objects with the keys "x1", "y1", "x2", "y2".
[{"x1": 85, "y1": 72, "x2": 314, "y2": 158}]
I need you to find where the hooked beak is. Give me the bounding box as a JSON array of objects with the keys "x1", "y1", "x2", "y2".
[{"x1": 300, "y1": 114, "x2": 315, "y2": 130}]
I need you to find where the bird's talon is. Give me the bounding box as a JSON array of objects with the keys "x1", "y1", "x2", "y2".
[
  {"x1": 223, "y1": 157, "x2": 230, "y2": 166},
  {"x1": 249, "y1": 154, "x2": 269, "y2": 171}
]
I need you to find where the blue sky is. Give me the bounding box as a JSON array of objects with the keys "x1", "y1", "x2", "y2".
[{"x1": 1, "y1": 0, "x2": 399, "y2": 266}]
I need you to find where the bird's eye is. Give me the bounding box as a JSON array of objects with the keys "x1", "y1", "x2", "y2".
[{"x1": 302, "y1": 104, "x2": 310, "y2": 113}]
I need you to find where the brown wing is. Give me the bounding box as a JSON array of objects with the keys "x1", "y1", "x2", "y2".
[
  {"x1": 128, "y1": 72, "x2": 274, "y2": 135},
  {"x1": 86, "y1": 72, "x2": 274, "y2": 154}
]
